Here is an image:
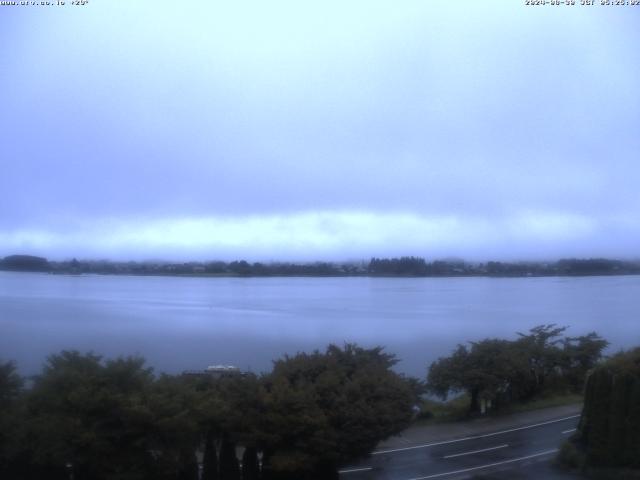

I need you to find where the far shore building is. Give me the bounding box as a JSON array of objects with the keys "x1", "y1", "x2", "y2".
[{"x1": 182, "y1": 364, "x2": 245, "y2": 379}]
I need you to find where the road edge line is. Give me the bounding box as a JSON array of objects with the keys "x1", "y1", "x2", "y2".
[{"x1": 372, "y1": 414, "x2": 579, "y2": 455}]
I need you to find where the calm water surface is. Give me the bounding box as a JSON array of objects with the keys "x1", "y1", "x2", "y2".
[{"x1": 1, "y1": 272, "x2": 638, "y2": 377}]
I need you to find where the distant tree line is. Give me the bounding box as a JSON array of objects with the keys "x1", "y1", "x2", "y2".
[
  {"x1": 2, "y1": 254, "x2": 640, "y2": 277},
  {"x1": 0, "y1": 344, "x2": 417, "y2": 480},
  {"x1": 427, "y1": 325, "x2": 609, "y2": 414},
  {"x1": 0, "y1": 255, "x2": 50, "y2": 272}
]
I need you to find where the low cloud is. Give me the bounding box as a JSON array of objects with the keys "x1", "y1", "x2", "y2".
[{"x1": 1, "y1": 210, "x2": 634, "y2": 262}]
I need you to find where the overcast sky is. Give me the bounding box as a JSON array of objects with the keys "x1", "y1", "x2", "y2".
[{"x1": 1, "y1": 1, "x2": 638, "y2": 261}]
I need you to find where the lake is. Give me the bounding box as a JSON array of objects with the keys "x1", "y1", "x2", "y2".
[{"x1": 1, "y1": 271, "x2": 638, "y2": 377}]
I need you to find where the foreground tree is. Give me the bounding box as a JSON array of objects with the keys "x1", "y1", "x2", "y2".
[
  {"x1": 20, "y1": 352, "x2": 157, "y2": 480},
  {"x1": 0, "y1": 361, "x2": 22, "y2": 406},
  {"x1": 515, "y1": 324, "x2": 567, "y2": 395},
  {"x1": 560, "y1": 332, "x2": 609, "y2": 391},
  {"x1": 219, "y1": 436, "x2": 240, "y2": 480},
  {"x1": 428, "y1": 326, "x2": 608, "y2": 414},
  {"x1": 427, "y1": 339, "x2": 525, "y2": 413},
  {"x1": 176, "y1": 449, "x2": 199, "y2": 480},
  {"x1": 201, "y1": 430, "x2": 219, "y2": 480},
  {"x1": 190, "y1": 372, "x2": 264, "y2": 479},
  {"x1": 260, "y1": 344, "x2": 414, "y2": 479},
  {"x1": 241, "y1": 446, "x2": 260, "y2": 480},
  {"x1": 145, "y1": 374, "x2": 201, "y2": 479}
]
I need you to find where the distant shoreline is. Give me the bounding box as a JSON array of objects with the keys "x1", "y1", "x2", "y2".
[{"x1": 2, "y1": 254, "x2": 639, "y2": 279}]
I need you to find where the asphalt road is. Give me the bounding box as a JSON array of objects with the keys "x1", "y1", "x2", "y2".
[{"x1": 339, "y1": 415, "x2": 582, "y2": 480}]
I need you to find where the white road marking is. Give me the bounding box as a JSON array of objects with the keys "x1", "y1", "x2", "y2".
[
  {"x1": 405, "y1": 449, "x2": 559, "y2": 480},
  {"x1": 338, "y1": 466, "x2": 373, "y2": 474},
  {"x1": 562, "y1": 428, "x2": 577, "y2": 434},
  {"x1": 443, "y1": 443, "x2": 509, "y2": 459},
  {"x1": 372, "y1": 414, "x2": 580, "y2": 455}
]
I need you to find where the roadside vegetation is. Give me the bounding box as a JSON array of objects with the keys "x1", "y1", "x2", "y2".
[
  {"x1": 426, "y1": 325, "x2": 607, "y2": 415},
  {"x1": 0, "y1": 344, "x2": 416, "y2": 480},
  {"x1": 557, "y1": 347, "x2": 640, "y2": 479},
  {"x1": 415, "y1": 392, "x2": 583, "y2": 426},
  {"x1": 0, "y1": 326, "x2": 617, "y2": 479}
]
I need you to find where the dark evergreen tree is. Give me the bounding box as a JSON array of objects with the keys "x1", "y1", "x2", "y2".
[
  {"x1": 625, "y1": 379, "x2": 640, "y2": 468},
  {"x1": 607, "y1": 373, "x2": 633, "y2": 465},
  {"x1": 574, "y1": 347, "x2": 640, "y2": 469},
  {"x1": 584, "y1": 368, "x2": 612, "y2": 465}
]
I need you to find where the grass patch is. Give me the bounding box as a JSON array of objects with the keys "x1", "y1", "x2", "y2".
[
  {"x1": 414, "y1": 392, "x2": 582, "y2": 426},
  {"x1": 414, "y1": 394, "x2": 470, "y2": 425},
  {"x1": 500, "y1": 393, "x2": 583, "y2": 415}
]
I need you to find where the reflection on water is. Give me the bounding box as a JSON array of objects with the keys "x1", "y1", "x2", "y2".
[{"x1": 1, "y1": 271, "x2": 638, "y2": 377}]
